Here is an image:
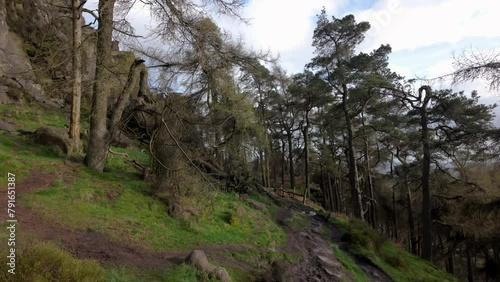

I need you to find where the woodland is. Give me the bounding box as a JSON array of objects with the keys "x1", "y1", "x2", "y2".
[{"x1": 1, "y1": 0, "x2": 500, "y2": 281}]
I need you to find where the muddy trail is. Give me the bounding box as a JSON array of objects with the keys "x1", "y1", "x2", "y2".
[{"x1": 275, "y1": 201, "x2": 393, "y2": 282}]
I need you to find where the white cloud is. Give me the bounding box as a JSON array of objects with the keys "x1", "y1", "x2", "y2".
[
  {"x1": 216, "y1": 0, "x2": 500, "y2": 76},
  {"x1": 357, "y1": 0, "x2": 500, "y2": 52},
  {"x1": 84, "y1": 0, "x2": 500, "y2": 100},
  {"x1": 216, "y1": 0, "x2": 345, "y2": 73}
]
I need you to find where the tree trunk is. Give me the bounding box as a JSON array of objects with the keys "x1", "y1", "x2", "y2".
[
  {"x1": 320, "y1": 169, "x2": 327, "y2": 209},
  {"x1": 260, "y1": 149, "x2": 266, "y2": 187},
  {"x1": 361, "y1": 112, "x2": 375, "y2": 227},
  {"x1": 327, "y1": 173, "x2": 335, "y2": 212},
  {"x1": 342, "y1": 84, "x2": 362, "y2": 219},
  {"x1": 420, "y1": 86, "x2": 433, "y2": 261},
  {"x1": 286, "y1": 130, "x2": 295, "y2": 193},
  {"x1": 302, "y1": 112, "x2": 310, "y2": 204},
  {"x1": 266, "y1": 142, "x2": 271, "y2": 188},
  {"x1": 110, "y1": 60, "x2": 146, "y2": 129},
  {"x1": 392, "y1": 183, "x2": 398, "y2": 240},
  {"x1": 446, "y1": 249, "x2": 454, "y2": 275},
  {"x1": 466, "y1": 244, "x2": 474, "y2": 282},
  {"x1": 271, "y1": 139, "x2": 277, "y2": 186},
  {"x1": 85, "y1": 0, "x2": 116, "y2": 171},
  {"x1": 70, "y1": 0, "x2": 82, "y2": 150},
  {"x1": 336, "y1": 158, "x2": 344, "y2": 213},
  {"x1": 406, "y1": 174, "x2": 417, "y2": 254},
  {"x1": 281, "y1": 138, "x2": 286, "y2": 187}
]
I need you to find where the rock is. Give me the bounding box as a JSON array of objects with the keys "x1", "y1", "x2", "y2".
[
  {"x1": 316, "y1": 255, "x2": 342, "y2": 277},
  {"x1": 0, "y1": 0, "x2": 44, "y2": 106},
  {"x1": 185, "y1": 250, "x2": 232, "y2": 282},
  {"x1": 311, "y1": 227, "x2": 321, "y2": 235},
  {"x1": 33, "y1": 126, "x2": 72, "y2": 155},
  {"x1": 0, "y1": 119, "x2": 15, "y2": 132},
  {"x1": 186, "y1": 250, "x2": 212, "y2": 272},
  {"x1": 299, "y1": 232, "x2": 308, "y2": 237},
  {"x1": 212, "y1": 267, "x2": 232, "y2": 282}
]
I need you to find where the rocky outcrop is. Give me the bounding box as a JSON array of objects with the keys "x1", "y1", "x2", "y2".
[
  {"x1": 1, "y1": 0, "x2": 137, "y2": 107},
  {"x1": 0, "y1": 0, "x2": 44, "y2": 105}
]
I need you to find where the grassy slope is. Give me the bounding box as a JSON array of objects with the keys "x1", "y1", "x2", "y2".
[
  {"x1": 0, "y1": 104, "x2": 287, "y2": 281},
  {"x1": 0, "y1": 104, "x2": 459, "y2": 281},
  {"x1": 329, "y1": 216, "x2": 458, "y2": 282}
]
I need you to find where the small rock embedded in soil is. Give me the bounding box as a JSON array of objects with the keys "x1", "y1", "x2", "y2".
[{"x1": 186, "y1": 250, "x2": 232, "y2": 282}]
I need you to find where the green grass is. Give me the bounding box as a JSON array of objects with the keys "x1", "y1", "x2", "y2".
[
  {"x1": 0, "y1": 104, "x2": 70, "y2": 131},
  {"x1": 332, "y1": 245, "x2": 369, "y2": 282},
  {"x1": 1, "y1": 102, "x2": 458, "y2": 281},
  {"x1": 329, "y1": 216, "x2": 457, "y2": 282},
  {"x1": 217, "y1": 263, "x2": 254, "y2": 282},
  {"x1": 0, "y1": 242, "x2": 104, "y2": 282},
  {"x1": 104, "y1": 264, "x2": 219, "y2": 282},
  {"x1": 0, "y1": 104, "x2": 286, "y2": 250},
  {"x1": 107, "y1": 145, "x2": 150, "y2": 170},
  {"x1": 355, "y1": 243, "x2": 457, "y2": 282},
  {"x1": 0, "y1": 134, "x2": 66, "y2": 180},
  {"x1": 164, "y1": 264, "x2": 218, "y2": 282},
  {"x1": 220, "y1": 249, "x2": 296, "y2": 268},
  {"x1": 22, "y1": 169, "x2": 286, "y2": 251}
]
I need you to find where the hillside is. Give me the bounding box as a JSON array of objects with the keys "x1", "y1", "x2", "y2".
[
  {"x1": 0, "y1": 104, "x2": 457, "y2": 281},
  {"x1": 1, "y1": 0, "x2": 499, "y2": 281}
]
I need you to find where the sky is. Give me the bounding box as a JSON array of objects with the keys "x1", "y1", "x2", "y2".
[{"x1": 84, "y1": 0, "x2": 500, "y2": 123}]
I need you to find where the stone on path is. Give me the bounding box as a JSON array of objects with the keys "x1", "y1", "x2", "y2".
[{"x1": 185, "y1": 250, "x2": 232, "y2": 282}]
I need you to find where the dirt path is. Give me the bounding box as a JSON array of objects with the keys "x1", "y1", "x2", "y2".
[{"x1": 275, "y1": 201, "x2": 393, "y2": 282}]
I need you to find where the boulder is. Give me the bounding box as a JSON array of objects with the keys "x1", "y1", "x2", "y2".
[
  {"x1": 0, "y1": 119, "x2": 15, "y2": 132},
  {"x1": 185, "y1": 250, "x2": 232, "y2": 282},
  {"x1": 0, "y1": 0, "x2": 44, "y2": 105},
  {"x1": 33, "y1": 126, "x2": 71, "y2": 155},
  {"x1": 212, "y1": 267, "x2": 232, "y2": 282},
  {"x1": 316, "y1": 255, "x2": 342, "y2": 278},
  {"x1": 186, "y1": 250, "x2": 213, "y2": 272}
]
